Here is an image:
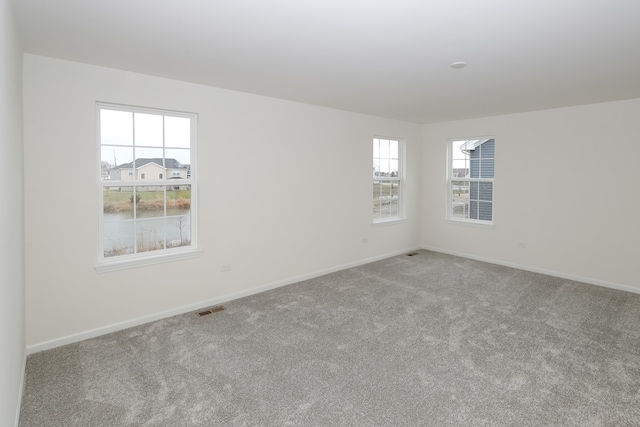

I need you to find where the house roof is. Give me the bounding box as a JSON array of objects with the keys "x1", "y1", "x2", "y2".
[
  {"x1": 458, "y1": 139, "x2": 491, "y2": 153},
  {"x1": 114, "y1": 158, "x2": 188, "y2": 170}
]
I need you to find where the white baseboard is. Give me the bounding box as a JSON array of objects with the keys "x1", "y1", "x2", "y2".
[
  {"x1": 14, "y1": 348, "x2": 26, "y2": 427},
  {"x1": 421, "y1": 245, "x2": 640, "y2": 295},
  {"x1": 26, "y1": 246, "x2": 421, "y2": 355}
]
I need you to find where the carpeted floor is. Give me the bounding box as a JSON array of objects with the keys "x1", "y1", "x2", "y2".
[{"x1": 19, "y1": 250, "x2": 640, "y2": 426}]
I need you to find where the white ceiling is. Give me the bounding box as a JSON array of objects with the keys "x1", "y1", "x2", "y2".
[{"x1": 11, "y1": 0, "x2": 640, "y2": 123}]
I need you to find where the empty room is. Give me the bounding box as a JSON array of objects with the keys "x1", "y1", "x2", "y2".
[{"x1": 2, "y1": 0, "x2": 640, "y2": 425}]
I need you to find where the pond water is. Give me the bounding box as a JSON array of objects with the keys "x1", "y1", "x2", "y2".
[{"x1": 103, "y1": 209, "x2": 190, "y2": 256}]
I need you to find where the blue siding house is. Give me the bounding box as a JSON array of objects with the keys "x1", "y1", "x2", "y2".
[{"x1": 464, "y1": 138, "x2": 494, "y2": 221}]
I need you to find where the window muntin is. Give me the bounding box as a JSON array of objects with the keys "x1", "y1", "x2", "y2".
[
  {"x1": 373, "y1": 137, "x2": 402, "y2": 221},
  {"x1": 98, "y1": 104, "x2": 196, "y2": 262},
  {"x1": 449, "y1": 138, "x2": 494, "y2": 222}
]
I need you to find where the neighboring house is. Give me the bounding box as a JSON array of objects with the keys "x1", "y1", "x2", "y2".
[
  {"x1": 110, "y1": 158, "x2": 189, "y2": 181},
  {"x1": 462, "y1": 138, "x2": 494, "y2": 177},
  {"x1": 460, "y1": 138, "x2": 495, "y2": 221}
]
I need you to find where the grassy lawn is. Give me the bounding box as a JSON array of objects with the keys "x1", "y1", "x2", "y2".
[
  {"x1": 103, "y1": 188, "x2": 190, "y2": 212},
  {"x1": 103, "y1": 189, "x2": 190, "y2": 202}
]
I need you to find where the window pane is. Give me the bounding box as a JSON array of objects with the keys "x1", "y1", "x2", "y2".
[
  {"x1": 134, "y1": 113, "x2": 163, "y2": 147},
  {"x1": 478, "y1": 201, "x2": 493, "y2": 221},
  {"x1": 478, "y1": 182, "x2": 493, "y2": 201},
  {"x1": 381, "y1": 158, "x2": 391, "y2": 176},
  {"x1": 373, "y1": 180, "x2": 382, "y2": 198},
  {"x1": 165, "y1": 149, "x2": 191, "y2": 171},
  {"x1": 391, "y1": 181, "x2": 399, "y2": 198},
  {"x1": 452, "y1": 159, "x2": 468, "y2": 178},
  {"x1": 389, "y1": 159, "x2": 398, "y2": 177},
  {"x1": 470, "y1": 200, "x2": 479, "y2": 220},
  {"x1": 100, "y1": 110, "x2": 133, "y2": 146},
  {"x1": 469, "y1": 181, "x2": 479, "y2": 200},
  {"x1": 167, "y1": 158, "x2": 189, "y2": 179},
  {"x1": 136, "y1": 186, "x2": 165, "y2": 219},
  {"x1": 135, "y1": 148, "x2": 164, "y2": 165},
  {"x1": 451, "y1": 140, "x2": 469, "y2": 160},
  {"x1": 380, "y1": 140, "x2": 389, "y2": 159},
  {"x1": 101, "y1": 146, "x2": 133, "y2": 181},
  {"x1": 136, "y1": 218, "x2": 166, "y2": 253},
  {"x1": 103, "y1": 186, "x2": 134, "y2": 220},
  {"x1": 165, "y1": 116, "x2": 191, "y2": 148},
  {"x1": 451, "y1": 181, "x2": 469, "y2": 219},
  {"x1": 389, "y1": 140, "x2": 398, "y2": 159},
  {"x1": 129, "y1": 152, "x2": 162, "y2": 181},
  {"x1": 381, "y1": 181, "x2": 392, "y2": 198},
  {"x1": 167, "y1": 185, "x2": 191, "y2": 216},
  {"x1": 373, "y1": 180, "x2": 400, "y2": 219},
  {"x1": 167, "y1": 215, "x2": 190, "y2": 248},
  {"x1": 480, "y1": 139, "x2": 495, "y2": 157},
  {"x1": 103, "y1": 185, "x2": 135, "y2": 257},
  {"x1": 103, "y1": 219, "x2": 135, "y2": 257},
  {"x1": 480, "y1": 158, "x2": 495, "y2": 178},
  {"x1": 470, "y1": 159, "x2": 480, "y2": 178},
  {"x1": 387, "y1": 197, "x2": 399, "y2": 217}
]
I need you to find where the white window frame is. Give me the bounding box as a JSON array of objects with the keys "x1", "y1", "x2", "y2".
[
  {"x1": 447, "y1": 137, "x2": 495, "y2": 225},
  {"x1": 95, "y1": 103, "x2": 201, "y2": 273},
  {"x1": 373, "y1": 137, "x2": 404, "y2": 223}
]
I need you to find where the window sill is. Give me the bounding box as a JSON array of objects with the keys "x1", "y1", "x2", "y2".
[
  {"x1": 95, "y1": 248, "x2": 203, "y2": 273},
  {"x1": 373, "y1": 217, "x2": 406, "y2": 226},
  {"x1": 446, "y1": 218, "x2": 495, "y2": 229}
]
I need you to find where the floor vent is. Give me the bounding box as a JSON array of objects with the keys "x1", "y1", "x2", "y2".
[
  {"x1": 407, "y1": 252, "x2": 419, "y2": 256},
  {"x1": 197, "y1": 306, "x2": 226, "y2": 316}
]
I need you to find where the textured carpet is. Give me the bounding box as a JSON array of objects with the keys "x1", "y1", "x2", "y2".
[{"x1": 19, "y1": 250, "x2": 640, "y2": 426}]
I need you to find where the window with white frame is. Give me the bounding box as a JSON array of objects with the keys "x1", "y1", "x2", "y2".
[
  {"x1": 373, "y1": 137, "x2": 402, "y2": 221},
  {"x1": 449, "y1": 138, "x2": 494, "y2": 222},
  {"x1": 98, "y1": 104, "x2": 197, "y2": 264}
]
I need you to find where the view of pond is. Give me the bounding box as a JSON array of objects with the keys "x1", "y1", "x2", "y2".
[{"x1": 103, "y1": 208, "x2": 190, "y2": 257}]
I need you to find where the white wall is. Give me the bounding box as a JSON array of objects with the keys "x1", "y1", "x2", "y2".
[
  {"x1": 422, "y1": 98, "x2": 640, "y2": 292},
  {"x1": 23, "y1": 54, "x2": 423, "y2": 349},
  {"x1": 0, "y1": 0, "x2": 25, "y2": 425}
]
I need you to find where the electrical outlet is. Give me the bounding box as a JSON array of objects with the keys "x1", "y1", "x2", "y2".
[{"x1": 220, "y1": 264, "x2": 231, "y2": 272}]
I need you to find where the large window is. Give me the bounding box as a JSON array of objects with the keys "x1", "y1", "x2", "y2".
[
  {"x1": 98, "y1": 104, "x2": 197, "y2": 268},
  {"x1": 373, "y1": 137, "x2": 402, "y2": 221},
  {"x1": 449, "y1": 138, "x2": 494, "y2": 222}
]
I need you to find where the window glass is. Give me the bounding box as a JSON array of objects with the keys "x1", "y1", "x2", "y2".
[
  {"x1": 373, "y1": 137, "x2": 402, "y2": 221},
  {"x1": 449, "y1": 138, "x2": 494, "y2": 222},
  {"x1": 98, "y1": 104, "x2": 196, "y2": 263},
  {"x1": 134, "y1": 113, "x2": 163, "y2": 147}
]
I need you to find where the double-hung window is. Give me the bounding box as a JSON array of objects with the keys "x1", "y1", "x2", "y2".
[
  {"x1": 373, "y1": 137, "x2": 402, "y2": 222},
  {"x1": 97, "y1": 103, "x2": 197, "y2": 269},
  {"x1": 449, "y1": 138, "x2": 494, "y2": 222}
]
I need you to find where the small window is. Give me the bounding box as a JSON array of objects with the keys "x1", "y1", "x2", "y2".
[
  {"x1": 373, "y1": 137, "x2": 402, "y2": 222},
  {"x1": 98, "y1": 104, "x2": 197, "y2": 266},
  {"x1": 449, "y1": 138, "x2": 494, "y2": 222}
]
